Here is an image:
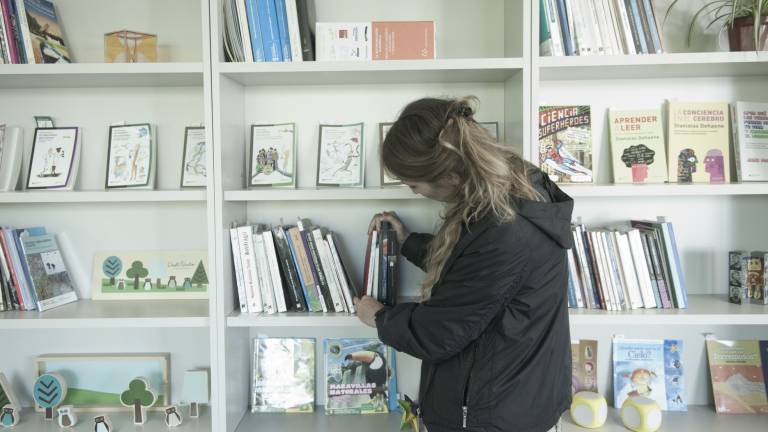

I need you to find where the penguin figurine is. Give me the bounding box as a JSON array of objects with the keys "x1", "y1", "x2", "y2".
[
  {"x1": 93, "y1": 415, "x2": 111, "y2": 432},
  {"x1": 143, "y1": 278, "x2": 152, "y2": 291},
  {"x1": 0, "y1": 405, "x2": 19, "y2": 428},
  {"x1": 167, "y1": 275, "x2": 177, "y2": 289},
  {"x1": 165, "y1": 405, "x2": 183, "y2": 427},
  {"x1": 57, "y1": 405, "x2": 77, "y2": 428},
  {"x1": 117, "y1": 278, "x2": 125, "y2": 290}
]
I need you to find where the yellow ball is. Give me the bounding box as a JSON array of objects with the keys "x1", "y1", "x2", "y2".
[
  {"x1": 570, "y1": 391, "x2": 608, "y2": 428},
  {"x1": 621, "y1": 396, "x2": 662, "y2": 432}
]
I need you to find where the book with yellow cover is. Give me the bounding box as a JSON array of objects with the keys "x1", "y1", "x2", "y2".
[
  {"x1": 706, "y1": 338, "x2": 768, "y2": 414},
  {"x1": 667, "y1": 101, "x2": 730, "y2": 183},
  {"x1": 609, "y1": 109, "x2": 668, "y2": 184}
]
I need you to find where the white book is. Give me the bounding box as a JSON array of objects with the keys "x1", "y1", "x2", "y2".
[
  {"x1": 230, "y1": 225, "x2": 249, "y2": 313},
  {"x1": 627, "y1": 229, "x2": 656, "y2": 308},
  {"x1": 15, "y1": 0, "x2": 34, "y2": 64},
  {"x1": 614, "y1": 0, "x2": 637, "y2": 55},
  {"x1": 237, "y1": 225, "x2": 263, "y2": 313},
  {"x1": 365, "y1": 230, "x2": 378, "y2": 296},
  {"x1": 610, "y1": 231, "x2": 633, "y2": 310},
  {"x1": 572, "y1": 226, "x2": 594, "y2": 309},
  {"x1": 0, "y1": 126, "x2": 23, "y2": 191},
  {"x1": 543, "y1": 0, "x2": 565, "y2": 56},
  {"x1": 616, "y1": 232, "x2": 643, "y2": 309},
  {"x1": 284, "y1": 0, "x2": 304, "y2": 62},
  {"x1": 234, "y1": 0, "x2": 253, "y2": 62},
  {"x1": 262, "y1": 230, "x2": 287, "y2": 313},
  {"x1": 590, "y1": 231, "x2": 613, "y2": 310},
  {"x1": 600, "y1": 232, "x2": 623, "y2": 310},
  {"x1": 595, "y1": 0, "x2": 616, "y2": 55},
  {"x1": 585, "y1": 0, "x2": 607, "y2": 55},
  {"x1": 312, "y1": 229, "x2": 344, "y2": 312},
  {"x1": 604, "y1": 0, "x2": 623, "y2": 54},
  {"x1": 371, "y1": 241, "x2": 380, "y2": 300},
  {"x1": 733, "y1": 101, "x2": 768, "y2": 181},
  {"x1": 254, "y1": 230, "x2": 277, "y2": 314},
  {"x1": 316, "y1": 22, "x2": 371, "y2": 61},
  {"x1": 326, "y1": 232, "x2": 355, "y2": 313}
]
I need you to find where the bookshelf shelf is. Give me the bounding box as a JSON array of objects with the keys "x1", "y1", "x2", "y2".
[
  {"x1": 224, "y1": 187, "x2": 417, "y2": 201},
  {"x1": 560, "y1": 182, "x2": 768, "y2": 198},
  {"x1": 12, "y1": 408, "x2": 211, "y2": 432},
  {"x1": 0, "y1": 190, "x2": 206, "y2": 203},
  {"x1": 0, "y1": 63, "x2": 205, "y2": 88},
  {"x1": 0, "y1": 299, "x2": 209, "y2": 329},
  {"x1": 235, "y1": 410, "x2": 401, "y2": 432},
  {"x1": 538, "y1": 52, "x2": 768, "y2": 80},
  {"x1": 559, "y1": 406, "x2": 768, "y2": 432},
  {"x1": 228, "y1": 311, "x2": 364, "y2": 328},
  {"x1": 218, "y1": 58, "x2": 525, "y2": 85}
]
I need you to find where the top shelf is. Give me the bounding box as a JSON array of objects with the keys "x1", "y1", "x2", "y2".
[
  {"x1": 538, "y1": 52, "x2": 768, "y2": 80},
  {"x1": 0, "y1": 63, "x2": 204, "y2": 88},
  {"x1": 217, "y1": 58, "x2": 524, "y2": 85}
]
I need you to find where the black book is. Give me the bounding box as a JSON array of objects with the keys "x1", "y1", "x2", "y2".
[
  {"x1": 272, "y1": 226, "x2": 307, "y2": 312},
  {"x1": 295, "y1": 0, "x2": 315, "y2": 61}
]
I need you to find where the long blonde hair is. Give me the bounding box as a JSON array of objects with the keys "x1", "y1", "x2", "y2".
[{"x1": 382, "y1": 96, "x2": 541, "y2": 298}]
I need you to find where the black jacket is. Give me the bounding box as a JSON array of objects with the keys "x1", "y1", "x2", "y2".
[{"x1": 375, "y1": 170, "x2": 574, "y2": 432}]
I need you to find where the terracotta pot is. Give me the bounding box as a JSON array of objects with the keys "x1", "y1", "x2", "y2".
[{"x1": 728, "y1": 15, "x2": 768, "y2": 51}]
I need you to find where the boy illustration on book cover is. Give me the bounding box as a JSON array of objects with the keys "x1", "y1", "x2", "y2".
[{"x1": 325, "y1": 338, "x2": 389, "y2": 415}]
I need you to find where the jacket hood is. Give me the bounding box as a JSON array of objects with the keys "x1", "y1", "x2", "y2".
[{"x1": 512, "y1": 170, "x2": 574, "y2": 249}]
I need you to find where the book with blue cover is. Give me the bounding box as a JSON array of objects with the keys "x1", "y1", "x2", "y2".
[
  {"x1": 325, "y1": 338, "x2": 390, "y2": 415},
  {"x1": 257, "y1": 0, "x2": 282, "y2": 61},
  {"x1": 273, "y1": 0, "x2": 291, "y2": 60}
]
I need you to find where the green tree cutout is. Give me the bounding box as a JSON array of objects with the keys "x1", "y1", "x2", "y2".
[
  {"x1": 191, "y1": 260, "x2": 208, "y2": 288},
  {"x1": 126, "y1": 261, "x2": 149, "y2": 290},
  {"x1": 102, "y1": 256, "x2": 123, "y2": 286},
  {"x1": 120, "y1": 378, "x2": 156, "y2": 425}
]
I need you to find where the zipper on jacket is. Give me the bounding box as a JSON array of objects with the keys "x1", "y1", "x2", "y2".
[
  {"x1": 460, "y1": 344, "x2": 477, "y2": 429},
  {"x1": 462, "y1": 405, "x2": 468, "y2": 428}
]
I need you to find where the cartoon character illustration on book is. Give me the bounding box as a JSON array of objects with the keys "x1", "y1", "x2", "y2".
[
  {"x1": 333, "y1": 137, "x2": 361, "y2": 177},
  {"x1": 543, "y1": 134, "x2": 592, "y2": 180},
  {"x1": 704, "y1": 149, "x2": 725, "y2": 183},
  {"x1": 184, "y1": 140, "x2": 206, "y2": 177},
  {"x1": 624, "y1": 368, "x2": 656, "y2": 398},
  {"x1": 38, "y1": 146, "x2": 66, "y2": 178},
  {"x1": 677, "y1": 149, "x2": 698, "y2": 182}
]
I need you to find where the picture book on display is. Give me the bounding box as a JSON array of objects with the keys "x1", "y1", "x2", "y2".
[
  {"x1": 732, "y1": 101, "x2": 768, "y2": 182},
  {"x1": 538, "y1": 105, "x2": 593, "y2": 183},
  {"x1": 325, "y1": 338, "x2": 391, "y2": 415},
  {"x1": 667, "y1": 101, "x2": 730, "y2": 184},
  {"x1": 252, "y1": 337, "x2": 315, "y2": 413},
  {"x1": 706, "y1": 337, "x2": 768, "y2": 414},
  {"x1": 571, "y1": 339, "x2": 597, "y2": 394},
  {"x1": 612, "y1": 336, "x2": 686, "y2": 412},
  {"x1": 609, "y1": 108, "x2": 667, "y2": 184}
]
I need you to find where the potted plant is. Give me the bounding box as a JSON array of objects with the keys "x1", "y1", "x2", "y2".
[{"x1": 665, "y1": 0, "x2": 767, "y2": 51}]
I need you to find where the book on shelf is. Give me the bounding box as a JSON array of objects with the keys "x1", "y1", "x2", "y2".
[
  {"x1": 0, "y1": 125, "x2": 23, "y2": 191},
  {"x1": 608, "y1": 108, "x2": 667, "y2": 184},
  {"x1": 324, "y1": 338, "x2": 391, "y2": 415},
  {"x1": 613, "y1": 336, "x2": 686, "y2": 411},
  {"x1": 667, "y1": 101, "x2": 731, "y2": 184},
  {"x1": 371, "y1": 21, "x2": 435, "y2": 60},
  {"x1": 252, "y1": 337, "x2": 315, "y2": 413},
  {"x1": 0, "y1": 0, "x2": 70, "y2": 64},
  {"x1": 540, "y1": 0, "x2": 664, "y2": 56},
  {"x1": 567, "y1": 219, "x2": 685, "y2": 311},
  {"x1": 705, "y1": 337, "x2": 768, "y2": 414},
  {"x1": 0, "y1": 225, "x2": 77, "y2": 312},
  {"x1": 732, "y1": 101, "x2": 768, "y2": 182},
  {"x1": 363, "y1": 221, "x2": 398, "y2": 306},
  {"x1": 315, "y1": 22, "x2": 370, "y2": 61},
  {"x1": 230, "y1": 218, "x2": 359, "y2": 315},
  {"x1": 538, "y1": 105, "x2": 593, "y2": 183},
  {"x1": 223, "y1": 0, "x2": 314, "y2": 63},
  {"x1": 571, "y1": 339, "x2": 598, "y2": 394}
]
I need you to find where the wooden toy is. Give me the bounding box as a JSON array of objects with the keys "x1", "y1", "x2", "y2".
[
  {"x1": 181, "y1": 369, "x2": 209, "y2": 418},
  {"x1": 33, "y1": 372, "x2": 67, "y2": 420},
  {"x1": 120, "y1": 377, "x2": 157, "y2": 425},
  {"x1": 164, "y1": 405, "x2": 183, "y2": 427},
  {"x1": 93, "y1": 415, "x2": 112, "y2": 432},
  {"x1": 621, "y1": 396, "x2": 662, "y2": 432},
  {"x1": 0, "y1": 405, "x2": 20, "y2": 428},
  {"x1": 570, "y1": 391, "x2": 608, "y2": 429},
  {"x1": 57, "y1": 405, "x2": 77, "y2": 428}
]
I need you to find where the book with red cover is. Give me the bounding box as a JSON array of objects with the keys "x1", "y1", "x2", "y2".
[{"x1": 371, "y1": 21, "x2": 435, "y2": 60}]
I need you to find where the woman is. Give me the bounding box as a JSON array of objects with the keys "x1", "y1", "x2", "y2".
[{"x1": 353, "y1": 97, "x2": 574, "y2": 432}]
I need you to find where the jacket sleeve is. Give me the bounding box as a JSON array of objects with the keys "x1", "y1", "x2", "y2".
[
  {"x1": 375, "y1": 232, "x2": 529, "y2": 363},
  {"x1": 400, "y1": 233, "x2": 434, "y2": 272}
]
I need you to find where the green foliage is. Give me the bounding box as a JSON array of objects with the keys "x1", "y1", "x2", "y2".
[
  {"x1": 120, "y1": 379, "x2": 156, "y2": 408},
  {"x1": 665, "y1": 0, "x2": 768, "y2": 48},
  {"x1": 191, "y1": 260, "x2": 208, "y2": 286}
]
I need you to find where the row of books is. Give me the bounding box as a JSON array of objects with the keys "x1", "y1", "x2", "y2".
[
  {"x1": 728, "y1": 251, "x2": 768, "y2": 306},
  {"x1": 0, "y1": 225, "x2": 77, "y2": 312},
  {"x1": 230, "y1": 219, "x2": 359, "y2": 314},
  {"x1": 0, "y1": 0, "x2": 70, "y2": 64},
  {"x1": 222, "y1": 0, "x2": 315, "y2": 62},
  {"x1": 315, "y1": 21, "x2": 435, "y2": 61},
  {"x1": 539, "y1": 101, "x2": 768, "y2": 184},
  {"x1": 566, "y1": 219, "x2": 687, "y2": 311},
  {"x1": 252, "y1": 337, "x2": 398, "y2": 414},
  {"x1": 539, "y1": 0, "x2": 664, "y2": 57},
  {"x1": 362, "y1": 221, "x2": 399, "y2": 306}
]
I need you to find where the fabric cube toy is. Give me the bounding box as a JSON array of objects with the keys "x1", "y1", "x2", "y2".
[
  {"x1": 621, "y1": 396, "x2": 662, "y2": 432},
  {"x1": 570, "y1": 391, "x2": 608, "y2": 428}
]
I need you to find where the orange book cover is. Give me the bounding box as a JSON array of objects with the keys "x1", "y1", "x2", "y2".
[{"x1": 372, "y1": 21, "x2": 435, "y2": 60}]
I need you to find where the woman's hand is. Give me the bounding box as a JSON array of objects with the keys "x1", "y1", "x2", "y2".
[
  {"x1": 353, "y1": 296, "x2": 384, "y2": 328},
  {"x1": 368, "y1": 211, "x2": 410, "y2": 244}
]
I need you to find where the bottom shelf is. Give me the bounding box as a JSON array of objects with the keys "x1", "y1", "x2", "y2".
[
  {"x1": 236, "y1": 406, "x2": 768, "y2": 432},
  {"x1": 11, "y1": 408, "x2": 211, "y2": 431}
]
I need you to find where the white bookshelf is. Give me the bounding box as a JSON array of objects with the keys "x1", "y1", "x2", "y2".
[
  {"x1": 11, "y1": 408, "x2": 211, "y2": 432},
  {"x1": 2, "y1": 1, "x2": 768, "y2": 432}
]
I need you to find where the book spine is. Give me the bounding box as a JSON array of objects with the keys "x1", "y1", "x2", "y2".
[
  {"x1": 662, "y1": 222, "x2": 688, "y2": 308},
  {"x1": 284, "y1": 0, "x2": 303, "y2": 62},
  {"x1": 732, "y1": 104, "x2": 743, "y2": 182},
  {"x1": 617, "y1": 232, "x2": 642, "y2": 309},
  {"x1": 573, "y1": 226, "x2": 595, "y2": 308},
  {"x1": 0, "y1": 0, "x2": 17, "y2": 63},
  {"x1": 296, "y1": 225, "x2": 325, "y2": 312},
  {"x1": 641, "y1": 0, "x2": 662, "y2": 53},
  {"x1": 649, "y1": 0, "x2": 665, "y2": 52},
  {"x1": 254, "y1": 230, "x2": 277, "y2": 314},
  {"x1": 588, "y1": 231, "x2": 611, "y2": 310},
  {"x1": 539, "y1": 0, "x2": 553, "y2": 56},
  {"x1": 599, "y1": 232, "x2": 623, "y2": 310},
  {"x1": 237, "y1": 225, "x2": 263, "y2": 313},
  {"x1": 603, "y1": 0, "x2": 621, "y2": 54},
  {"x1": 326, "y1": 233, "x2": 355, "y2": 312},
  {"x1": 0, "y1": 232, "x2": 18, "y2": 309},
  {"x1": 585, "y1": 0, "x2": 605, "y2": 54},
  {"x1": 635, "y1": 0, "x2": 656, "y2": 53},
  {"x1": 650, "y1": 225, "x2": 678, "y2": 308},
  {"x1": 555, "y1": 0, "x2": 574, "y2": 55},
  {"x1": 627, "y1": 0, "x2": 648, "y2": 53},
  {"x1": 301, "y1": 228, "x2": 330, "y2": 312},
  {"x1": 628, "y1": 230, "x2": 655, "y2": 308},
  {"x1": 312, "y1": 229, "x2": 344, "y2": 312},
  {"x1": 6, "y1": 0, "x2": 24, "y2": 62},
  {"x1": 366, "y1": 230, "x2": 378, "y2": 297},
  {"x1": 274, "y1": 227, "x2": 306, "y2": 312},
  {"x1": 380, "y1": 224, "x2": 389, "y2": 303},
  {"x1": 13, "y1": 0, "x2": 32, "y2": 63},
  {"x1": 582, "y1": 227, "x2": 604, "y2": 309},
  {"x1": 566, "y1": 249, "x2": 578, "y2": 308},
  {"x1": 0, "y1": 6, "x2": 7, "y2": 64},
  {"x1": 608, "y1": 232, "x2": 631, "y2": 309},
  {"x1": 362, "y1": 230, "x2": 373, "y2": 296},
  {"x1": 229, "y1": 227, "x2": 249, "y2": 313},
  {"x1": 388, "y1": 231, "x2": 398, "y2": 306},
  {"x1": 646, "y1": 233, "x2": 672, "y2": 308},
  {"x1": 11, "y1": 230, "x2": 36, "y2": 310},
  {"x1": 614, "y1": 0, "x2": 636, "y2": 54},
  {"x1": 263, "y1": 231, "x2": 288, "y2": 313},
  {"x1": 295, "y1": 0, "x2": 314, "y2": 60},
  {"x1": 273, "y1": 0, "x2": 292, "y2": 60},
  {"x1": 257, "y1": 0, "x2": 283, "y2": 62},
  {"x1": 244, "y1": 0, "x2": 265, "y2": 61},
  {"x1": 639, "y1": 231, "x2": 663, "y2": 308},
  {"x1": 544, "y1": 0, "x2": 565, "y2": 56},
  {"x1": 286, "y1": 227, "x2": 321, "y2": 312}
]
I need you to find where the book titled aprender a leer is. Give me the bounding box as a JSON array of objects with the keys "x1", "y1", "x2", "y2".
[
  {"x1": 667, "y1": 101, "x2": 730, "y2": 184},
  {"x1": 609, "y1": 108, "x2": 668, "y2": 184}
]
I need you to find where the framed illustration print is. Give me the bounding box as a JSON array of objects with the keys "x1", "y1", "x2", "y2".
[
  {"x1": 106, "y1": 124, "x2": 154, "y2": 189},
  {"x1": 316, "y1": 122, "x2": 364, "y2": 187},
  {"x1": 249, "y1": 123, "x2": 296, "y2": 187},
  {"x1": 92, "y1": 250, "x2": 208, "y2": 300},
  {"x1": 36, "y1": 354, "x2": 170, "y2": 413},
  {"x1": 26, "y1": 127, "x2": 79, "y2": 190},
  {"x1": 378, "y1": 122, "x2": 402, "y2": 187},
  {"x1": 181, "y1": 126, "x2": 207, "y2": 188},
  {"x1": 479, "y1": 121, "x2": 499, "y2": 140}
]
